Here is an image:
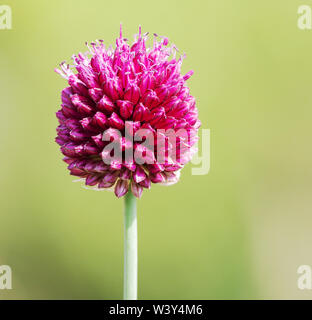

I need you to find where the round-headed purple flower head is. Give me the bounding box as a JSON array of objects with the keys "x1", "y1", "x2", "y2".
[{"x1": 55, "y1": 26, "x2": 200, "y2": 198}]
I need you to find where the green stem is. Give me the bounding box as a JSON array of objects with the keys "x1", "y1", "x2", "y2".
[{"x1": 123, "y1": 190, "x2": 137, "y2": 300}]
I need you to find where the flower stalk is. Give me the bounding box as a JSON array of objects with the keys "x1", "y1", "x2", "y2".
[{"x1": 123, "y1": 190, "x2": 137, "y2": 300}]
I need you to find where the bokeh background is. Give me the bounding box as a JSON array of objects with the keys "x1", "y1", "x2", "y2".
[{"x1": 0, "y1": 0, "x2": 311, "y2": 299}]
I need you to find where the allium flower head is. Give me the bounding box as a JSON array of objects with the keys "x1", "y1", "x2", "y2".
[{"x1": 55, "y1": 26, "x2": 200, "y2": 198}]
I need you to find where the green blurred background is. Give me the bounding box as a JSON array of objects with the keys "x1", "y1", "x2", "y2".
[{"x1": 0, "y1": 0, "x2": 311, "y2": 299}]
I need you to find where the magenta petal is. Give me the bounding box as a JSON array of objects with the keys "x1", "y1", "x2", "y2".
[
  {"x1": 102, "y1": 171, "x2": 118, "y2": 184},
  {"x1": 71, "y1": 94, "x2": 94, "y2": 116},
  {"x1": 69, "y1": 129, "x2": 86, "y2": 141},
  {"x1": 63, "y1": 156, "x2": 75, "y2": 165},
  {"x1": 98, "y1": 179, "x2": 115, "y2": 188},
  {"x1": 124, "y1": 84, "x2": 141, "y2": 104},
  {"x1": 139, "y1": 73, "x2": 155, "y2": 95},
  {"x1": 133, "y1": 166, "x2": 147, "y2": 183},
  {"x1": 62, "y1": 104, "x2": 79, "y2": 118},
  {"x1": 65, "y1": 119, "x2": 80, "y2": 130},
  {"x1": 85, "y1": 174, "x2": 101, "y2": 186},
  {"x1": 164, "y1": 164, "x2": 182, "y2": 172},
  {"x1": 70, "y1": 168, "x2": 87, "y2": 177},
  {"x1": 150, "y1": 172, "x2": 165, "y2": 183},
  {"x1": 132, "y1": 103, "x2": 147, "y2": 122},
  {"x1": 124, "y1": 161, "x2": 136, "y2": 172},
  {"x1": 154, "y1": 116, "x2": 176, "y2": 130},
  {"x1": 108, "y1": 112, "x2": 125, "y2": 130},
  {"x1": 104, "y1": 80, "x2": 120, "y2": 101},
  {"x1": 88, "y1": 88, "x2": 103, "y2": 102},
  {"x1": 143, "y1": 90, "x2": 159, "y2": 108},
  {"x1": 184, "y1": 110, "x2": 198, "y2": 126},
  {"x1": 147, "y1": 163, "x2": 164, "y2": 173},
  {"x1": 117, "y1": 100, "x2": 134, "y2": 119},
  {"x1": 84, "y1": 161, "x2": 97, "y2": 172},
  {"x1": 139, "y1": 177, "x2": 151, "y2": 189},
  {"x1": 91, "y1": 134, "x2": 105, "y2": 148},
  {"x1": 56, "y1": 110, "x2": 66, "y2": 123},
  {"x1": 131, "y1": 180, "x2": 143, "y2": 198},
  {"x1": 68, "y1": 75, "x2": 88, "y2": 96},
  {"x1": 183, "y1": 70, "x2": 194, "y2": 81},
  {"x1": 177, "y1": 86, "x2": 189, "y2": 100},
  {"x1": 114, "y1": 179, "x2": 129, "y2": 198},
  {"x1": 163, "y1": 96, "x2": 180, "y2": 112},
  {"x1": 80, "y1": 117, "x2": 97, "y2": 132},
  {"x1": 94, "y1": 162, "x2": 109, "y2": 173},
  {"x1": 149, "y1": 107, "x2": 165, "y2": 126},
  {"x1": 97, "y1": 95, "x2": 115, "y2": 114},
  {"x1": 110, "y1": 160, "x2": 122, "y2": 170},
  {"x1": 93, "y1": 111, "x2": 107, "y2": 129},
  {"x1": 120, "y1": 167, "x2": 132, "y2": 180},
  {"x1": 83, "y1": 142, "x2": 99, "y2": 155},
  {"x1": 154, "y1": 85, "x2": 168, "y2": 102}
]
